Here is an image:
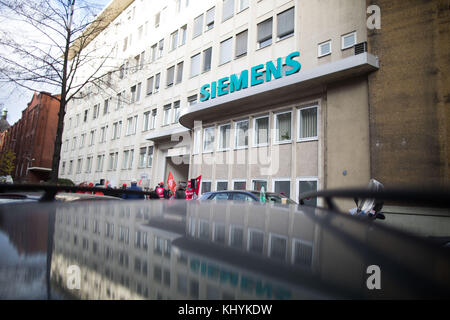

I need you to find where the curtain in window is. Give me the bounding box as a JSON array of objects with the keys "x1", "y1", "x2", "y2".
[
  {"x1": 257, "y1": 18, "x2": 273, "y2": 43},
  {"x1": 204, "y1": 128, "x2": 214, "y2": 151},
  {"x1": 147, "y1": 77, "x2": 153, "y2": 94},
  {"x1": 193, "y1": 14, "x2": 203, "y2": 38},
  {"x1": 235, "y1": 30, "x2": 248, "y2": 57},
  {"x1": 219, "y1": 124, "x2": 230, "y2": 149},
  {"x1": 236, "y1": 121, "x2": 248, "y2": 147},
  {"x1": 166, "y1": 66, "x2": 175, "y2": 86},
  {"x1": 206, "y1": 7, "x2": 215, "y2": 29},
  {"x1": 277, "y1": 113, "x2": 291, "y2": 141},
  {"x1": 301, "y1": 108, "x2": 317, "y2": 138},
  {"x1": 219, "y1": 38, "x2": 232, "y2": 64},
  {"x1": 277, "y1": 7, "x2": 294, "y2": 38},
  {"x1": 191, "y1": 54, "x2": 201, "y2": 77},
  {"x1": 176, "y1": 62, "x2": 183, "y2": 83},
  {"x1": 256, "y1": 117, "x2": 268, "y2": 144}
]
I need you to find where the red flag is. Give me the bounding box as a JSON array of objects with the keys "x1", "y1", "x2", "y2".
[
  {"x1": 167, "y1": 172, "x2": 176, "y2": 193},
  {"x1": 138, "y1": 178, "x2": 143, "y2": 185},
  {"x1": 194, "y1": 175, "x2": 202, "y2": 197}
]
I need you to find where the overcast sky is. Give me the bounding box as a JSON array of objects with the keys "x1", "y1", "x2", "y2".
[{"x1": 0, "y1": 0, "x2": 111, "y2": 126}]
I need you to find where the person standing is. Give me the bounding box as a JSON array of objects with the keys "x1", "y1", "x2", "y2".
[
  {"x1": 156, "y1": 182, "x2": 165, "y2": 199},
  {"x1": 122, "y1": 179, "x2": 145, "y2": 200}
]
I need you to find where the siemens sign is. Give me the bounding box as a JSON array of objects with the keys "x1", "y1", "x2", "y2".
[{"x1": 200, "y1": 51, "x2": 301, "y2": 102}]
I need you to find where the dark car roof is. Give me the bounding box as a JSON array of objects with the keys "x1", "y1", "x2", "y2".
[{"x1": 0, "y1": 200, "x2": 449, "y2": 299}]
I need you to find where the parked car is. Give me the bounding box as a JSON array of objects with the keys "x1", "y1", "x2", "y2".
[{"x1": 198, "y1": 190, "x2": 297, "y2": 204}]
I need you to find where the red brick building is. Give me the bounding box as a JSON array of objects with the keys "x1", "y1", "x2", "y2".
[{"x1": 0, "y1": 92, "x2": 60, "y2": 183}]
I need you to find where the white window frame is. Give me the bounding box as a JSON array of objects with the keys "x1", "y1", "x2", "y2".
[
  {"x1": 253, "y1": 115, "x2": 269, "y2": 147},
  {"x1": 200, "y1": 179, "x2": 212, "y2": 194},
  {"x1": 203, "y1": 126, "x2": 215, "y2": 153},
  {"x1": 296, "y1": 177, "x2": 319, "y2": 204},
  {"x1": 273, "y1": 110, "x2": 292, "y2": 144},
  {"x1": 232, "y1": 179, "x2": 247, "y2": 191},
  {"x1": 268, "y1": 232, "x2": 288, "y2": 260},
  {"x1": 215, "y1": 179, "x2": 228, "y2": 191},
  {"x1": 297, "y1": 105, "x2": 319, "y2": 142},
  {"x1": 341, "y1": 31, "x2": 357, "y2": 50},
  {"x1": 318, "y1": 40, "x2": 332, "y2": 57},
  {"x1": 251, "y1": 179, "x2": 268, "y2": 191},
  {"x1": 234, "y1": 119, "x2": 249, "y2": 149},
  {"x1": 217, "y1": 123, "x2": 231, "y2": 151},
  {"x1": 272, "y1": 178, "x2": 291, "y2": 198}
]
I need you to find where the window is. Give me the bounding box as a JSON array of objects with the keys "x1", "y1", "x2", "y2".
[
  {"x1": 85, "y1": 157, "x2": 92, "y2": 173},
  {"x1": 154, "y1": 73, "x2": 161, "y2": 92},
  {"x1": 143, "y1": 111, "x2": 150, "y2": 131},
  {"x1": 68, "y1": 160, "x2": 73, "y2": 174},
  {"x1": 173, "y1": 101, "x2": 181, "y2": 123},
  {"x1": 269, "y1": 234, "x2": 287, "y2": 260},
  {"x1": 235, "y1": 120, "x2": 249, "y2": 148},
  {"x1": 166, "y1": 66, "x2": 175, "y2": 87},
  {"x1": 252, "y1": 179, "x2": 268, "y2": 192},
  {"x1": 205, "y1": 7, "x2": 215, "y2": 30},
  {"x1": 235, "y1": 30, "x2": 248, "y2": 57},
  {"x1": 122, "y1": 149, "x2": 134, "y2": 169},
  {"x1": 318, "y1": 40, "x2": 331, "y2": 57},
  {"x1": 193, "y1": 14, "x2": 203, "y2": 38},
  {"x1": 201, "y1": 181, "x2": 211, "y2": 194},
  {"x1": 163, "y1": 104, "x2": 171, "y2": 126},
  {"x1": 277, "y1": 7, "x2": 294, "y2": 40},
  {"x1": 172, "y1": 62, "x2": 182, "y2": 85},
  {"x1": 89, "y1": 130, "x2": 95, "y2": 146},
  {"x1": 95, "y1": 154, "x2": 105, "y2": 172},
  {"x1": 254, "y1": 115, "x2": 269, "y2": 146},
  {"x1": 131, "y1": 85, "x2": 137, "y2": 103},
  {"x1": 298, "y1": 106, "x2": 318, "y2": 140},
  {"x1": 292, "y1": 239, "x2": 313, "y2": 267},
  {"x1": 190, "y1": 53, "x2": 201, "y2": 77},
  {"x1": 103, "y1": 99, "x2": 109, "y2": 115},
  {"x1": 126, "y1": 116, "x2": 138, "y2": 135},
  {"x1": 108, "y1": 152, "x2": 118, "y2": 171},
  {"x1": 170, "y1": 30, "x2": 178, "y2": 51},
  {"x1": 274, "y1": 179, "x2": 290, "y2": 198},
  {"x1": 248, "y1": 229, "x2": 264, "y2": 254},
  {"x1": 216, "y1": 181, "x2": 228, "y2": 191},
  {"x1": 71, "y1": 137, "x2": 77, "y2": 150},
  {"x1": 222, "y1": 0, "x2": 234, "y2": 21},
  {"x1": 83, "y1": 110, "x2": 88, "y2": 122},
  {"x1": 112, "y1": 121, "x2": 122, "y2": 139},
  {"x1": 136, "y1": 82, "x2": 141, "y2": 101},
  {"x1": 188, "y1": 94, "x2": 197, "y2": 106},
  {"x1": 298, "y1": 179, "x2": 317, "y2": 206},
  {"x1": 257, "y1": 18, "x2": 273, "y2": 49},
  {"x1": 92, "y1": 104, "x2": 99, "y2": 119},
  {"x1": 150, "y1": 44, "x2": 157, "y2": 61},
  {"x1": 155, "y1": 12, "x2": 160, "y2": 28},
  {"x1": 275, "y1": 111, "x2": 291, "y2": 143},
  {"x1": 158, "y1": 39, "x2": 164, "y2": 58},
  {"x1": 180, "y1": 25, "x2": 187, "y2": 46},
  {"x1": 116, "y1": 92, "x2": 122, "y2": 109},
  {"x1": 140, "y1": 51, "x2": 145, "y2": 70},
  {"x1": 139, "y1": 147, "x2": 146, "y2": 168},
  {"x1": 203, "y1": 127, "x2": 215, "y2": 152},
  {"x1": 342, "y1": 31, "x2": 356, "y2": 50},
  {"x1": 76, "y1": 158, "x2": 82, "y2": 174},
  {"x1": 146, "y1": 76, "x2": 154, "y2": 95},
  {"x1": 239, "y1": 0, "x2": 249, "y2": 11},
  {"x1": 218, "y1": 123, "x2": 231, "y2": 151},
  {"x1": 151, "y1": 109, "x2": 157, "y2": 129},
  {"x1": 203, "y1": 47, "x2": 212, "y2": 72},
  {"x1": 61, "y1": 162, "x2": 66, "y2": 175},
  {"x1": 219, "y1": 37, "x2": 232, "y2": 65},
  {"x1": 99, "y1": 126, "x2": 107, "y2": 143},
  {"x1": 233, "y1": 180, "x2": 246, "y2": 190},
  {"x1": 147, "y1": 146, "x2": 153, "y2": 167}
]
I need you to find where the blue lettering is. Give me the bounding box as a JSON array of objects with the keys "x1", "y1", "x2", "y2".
[
  {"x1": 217, "y1": 77, "x2": 229, "y2": 96},
  {"x1": 284, "y1": 51, "x2": 301, "y2": 76},
  {"x1": 200, "y1": 84, "x2": 210, "y2": 102},
  {"x1": 230, "y1": 70, "x2": 249, "y2": 93},
  {"x1": 250, "y1": 64, "x2": 264, "y2": 86},
  {"x1": 266, "y1": 58, "x2": 283, "y2": 82}
]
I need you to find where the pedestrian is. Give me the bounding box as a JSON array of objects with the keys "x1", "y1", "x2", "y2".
[
  {"x1": 156, "y1": 182, "x2": 165, "y2": 199},
  {"x1": 175, "y1": 185, "x2": 186, "y2": 199},
  {"x1": 122, "y1": 179, "x2": 145, "y2": 200}
]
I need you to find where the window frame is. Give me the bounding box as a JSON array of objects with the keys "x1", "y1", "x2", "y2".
[
  {"x1": 253, "y1": 115, "x2": 269, "y2": 147},
  {"x1": 318, "y1": 40, "x2": 332, "y2": 57},
  {"x1": 272, "y1": 178, "x2": 291, "y2": 199},
  {"x1": 202, "y1": 126, "x2": 215, "y2": 153},
  {"x1": 297, "y1": 105, "x2": 319, "y2": 142},
  {"x1": 217, "y1": 123, "x2": 231, "y2": 151},
  {"x1": 273, "y1": 110, "x2": 292, "y2": 144},
  {"x1": 341, "y1": 31, "x2": 357, "y2": 50},
  {"x1": 296, "y1": 177, "x2": 319, "y2": 205}
]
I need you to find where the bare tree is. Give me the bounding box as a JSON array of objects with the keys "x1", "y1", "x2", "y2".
[{"x1": 0, "y1": 0, "x2": 119, "y2": 182}]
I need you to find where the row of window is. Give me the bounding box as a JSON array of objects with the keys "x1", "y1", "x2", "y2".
[
  {"x1": 194, "y1": 105, "x2": 318, "y2": 154},
  {"x1": 200, "y1": 178, "x2": 318, "y2": 204},
  {"x1": 189, "y1": 218, "x2": 313, "y2": 266},
  {"x1": 318, "y1": 31, "x2": 357, "y2": 57},
  {"x1": 61, "y1": 146, "x2": 153, "y2": 175}
]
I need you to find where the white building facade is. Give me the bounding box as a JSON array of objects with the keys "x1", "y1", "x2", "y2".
[{"x1": 59, "y1": 0, "x2": 378, "y2": 205}]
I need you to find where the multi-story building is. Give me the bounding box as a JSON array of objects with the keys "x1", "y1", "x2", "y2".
[
  {"x1": 60, "y1": 0, "x2": 379, "y2": 206},
  {"x1": 0, "y1": 92, "x2": 60, "y2": 183}
]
